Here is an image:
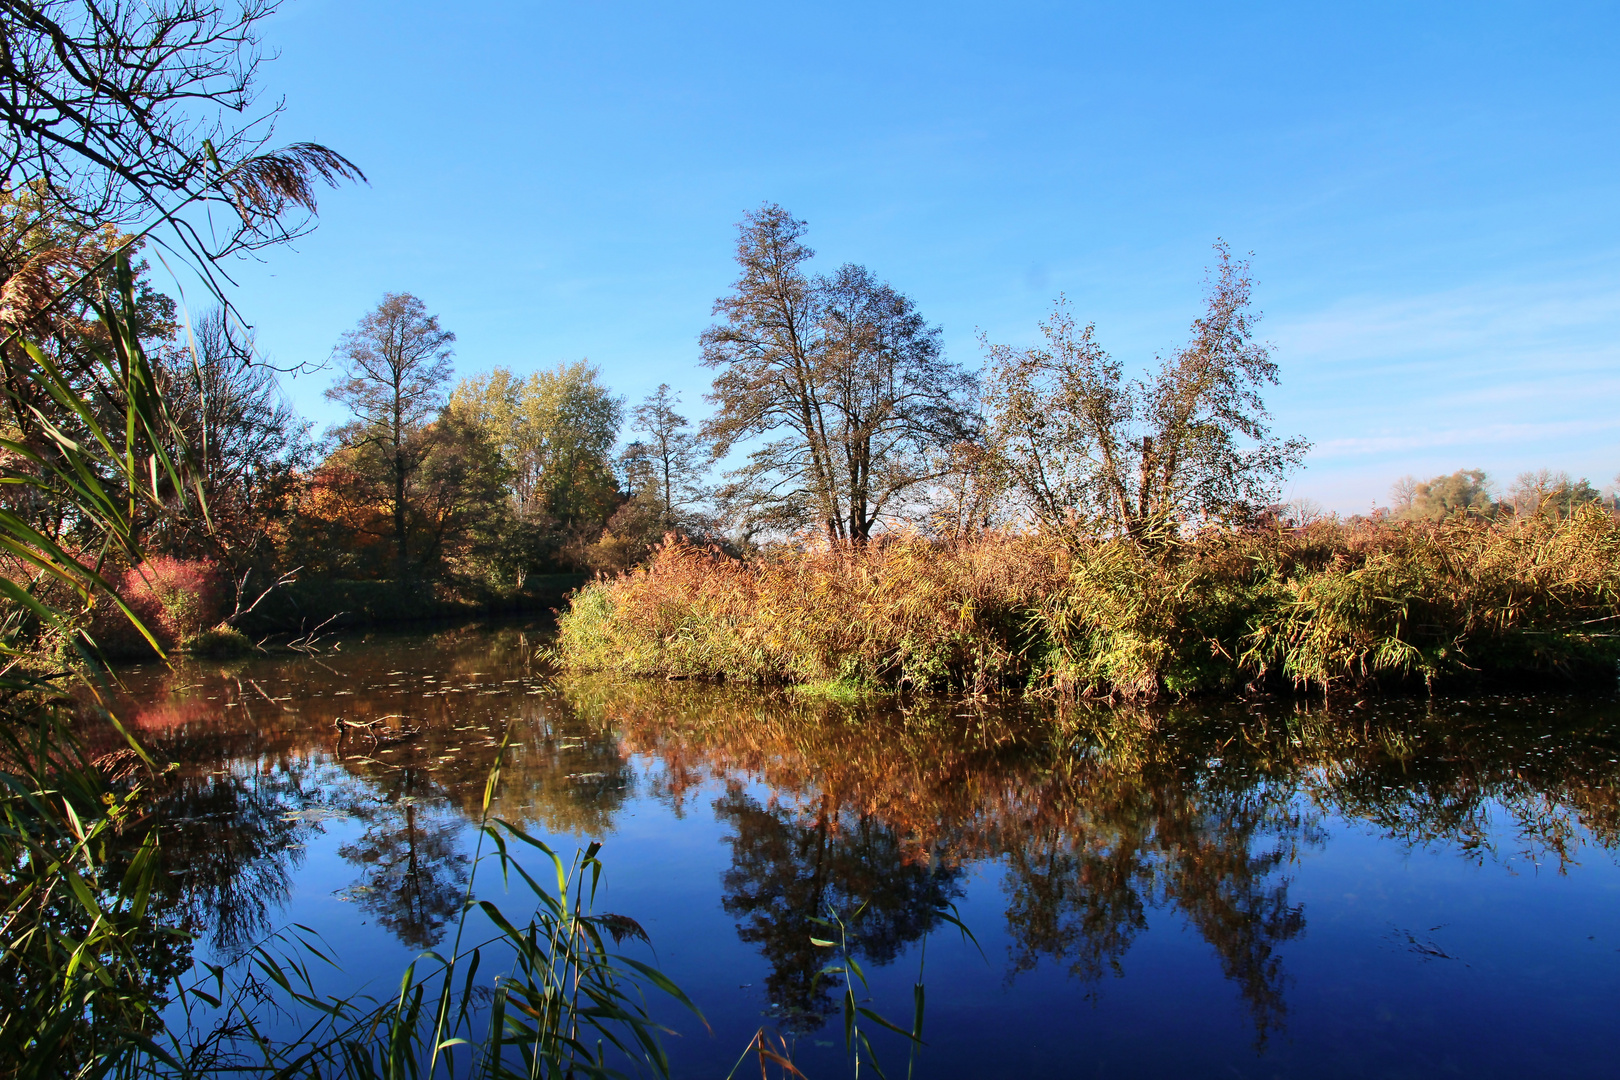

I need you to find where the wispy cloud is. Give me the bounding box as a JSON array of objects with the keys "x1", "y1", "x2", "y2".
[
  {"x1": 1272, "y1": 270, "x2": 1620, "y2": 372},
  {"x1": 1312, "y1": 417, "x2": 1620, "y2": 460}
]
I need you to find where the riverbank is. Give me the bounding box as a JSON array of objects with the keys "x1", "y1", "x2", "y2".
[
  {"x1": 555, "y1": 509, "x2": 1620, "y2": 699},
  {"x1": 95, "y1": 573, "x2": 589, "y2": 659},
  {"x1": 232, "y1": 573, "x2": 588, "y2": 637}
]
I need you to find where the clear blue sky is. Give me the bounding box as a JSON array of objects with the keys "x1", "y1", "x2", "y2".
[{"x1": 215, "y1": 0, "x2": 1620, "y2": 512}]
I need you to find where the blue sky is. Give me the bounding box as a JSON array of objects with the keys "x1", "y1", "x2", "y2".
[{"x1": 211, "y1": 1, "x2": 1620, "y2": 512}]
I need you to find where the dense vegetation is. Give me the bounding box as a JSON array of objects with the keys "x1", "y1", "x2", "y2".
[
  {"x1": 0, "y1": 4, "x2": 703, "y2": 1077},
  {"x1": 552, "y1": 218, "x2": 1620, "y2": 700},
  {"x1": 557, "y1": 508, "x2": 1620, "y2": 699},
  {"x1": 4, "y1": 136, "x2": 1607, "y2": 660}
]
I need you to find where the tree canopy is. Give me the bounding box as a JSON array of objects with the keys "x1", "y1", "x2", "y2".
[
  {"x1": 983, "y1": 243, "x2": 1308, "y2": 541},
  {"x1": 702, "y1": 203, "x2": 976, "y2": 544},
  {"x1": 326, "y1": 292, "x2": 455, "y2": 576}
]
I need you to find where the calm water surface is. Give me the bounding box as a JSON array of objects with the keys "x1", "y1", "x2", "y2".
[{"x1": 106, "y1": 622, "x2": 1620, "y2": 1078}]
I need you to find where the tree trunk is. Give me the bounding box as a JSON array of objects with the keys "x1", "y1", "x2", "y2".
[{"x1": 393, "y1": 446, "x2": 408, "y2": 579}]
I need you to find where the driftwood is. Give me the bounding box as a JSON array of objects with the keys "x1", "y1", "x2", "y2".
[{"x1": 333, "y1": 715, "x2": 422, "y2": 750}]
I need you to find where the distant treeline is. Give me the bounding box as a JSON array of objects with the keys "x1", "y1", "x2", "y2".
[
  {"x1": 1377, "y1": 467, "x2": 1618, "y2": 522},
  {"x1": 8, "y1": 195, "x2": 1613, "y2": 656}
]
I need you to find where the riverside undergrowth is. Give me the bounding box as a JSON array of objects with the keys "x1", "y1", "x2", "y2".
[{"x1": 555, "y1": 509, "x2": 1620, "y2": 699}]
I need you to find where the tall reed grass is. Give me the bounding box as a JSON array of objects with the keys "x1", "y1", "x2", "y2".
[
  {"x1": 556, "y1": 510, "x2": 1620, "y2": 699},
  {"x1": 116, "y1": 748, "x2": 703, "y2": 1080}
]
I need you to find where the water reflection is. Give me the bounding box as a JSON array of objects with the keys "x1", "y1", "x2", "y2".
[
  {"x1": 148, "y1": 767, "x2": 311, "y2": 954},
  {"x1": 98, "y1": 625, "x2": 1620, "y2": 1046},
  {"x1": 337, "y1": 769, "x2": 470, "y2": 949},
  {"x1": 563, "y1": 677, "x2": 1620, "y2": 1036},
  {"x1": 716, "y1": 786, "x2": 963, "y2": 1029}
]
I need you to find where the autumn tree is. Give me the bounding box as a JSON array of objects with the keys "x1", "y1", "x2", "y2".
[
  {"x1": 326, "y1": 293, "x2": 455, "y2": 577},
  {"x1": 152, "y1": 308, "x2": 309, "y2": 567},
  {"x1": 1389, "y1": 469, "x2": 1495, "y2": 521},
  {"x1": 0, "y1": 0, "x2": 360, "y2": 609},
  {"x1": 983, "y1": 243, "x2": 1308, "y2": 543},
  {"x1": 926, "y1": 439, "x2": 1012, "y2": 540},
  {"x1": 702, "y1": 204, "x2": 977, "y2": 545},
  {"x1": 582, "y1": 384, "x2": 712, "y2": 574}
]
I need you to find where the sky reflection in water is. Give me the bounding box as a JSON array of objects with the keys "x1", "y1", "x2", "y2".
[{"x1": 105, "y1": 623, "x2": 1620, "y2": 1078}]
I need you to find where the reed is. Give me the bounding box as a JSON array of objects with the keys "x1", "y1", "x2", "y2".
[
  {"x1": 120, "y1": 748, "x2": 703, "y2": 1080},
  {"x1": 556, "y1": 511, "x2": 1620, "y2": 699},
  {"x1": 0, "y1": 266, "x2": 702, "y2": 1079}
]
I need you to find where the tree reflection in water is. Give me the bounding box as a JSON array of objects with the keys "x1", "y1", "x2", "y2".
[
  {"x1": 716, "y1": 786, "x2": 963, "y2": 1031},
  {"x1": 337, "y1": 772, "x2": 470, "y2": 949},
  {"x1": 1001, "y1": 777, "x2": 1316, "y2": 1039},
  {"x1": 570, "y1": 677, "x2": 1619, "y2": 1040},
  {"x1": 98, "y1": 628, "x2": 1620, "y2": 1045},
  {"x1": 151, "y1": 769, "x2": 312, "y2": 955}
]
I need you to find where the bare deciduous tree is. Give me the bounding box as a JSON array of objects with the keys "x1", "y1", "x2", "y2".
[
  {"x1": 983, "y1": 242, "x2": 1308, "y2": 542},
  {"x1": 326, "y1": 293, "x2": 455, "y2": 577},
  {"x1": 1508, "y1": 469, "x2": 1599, "y2": 519},
  {"x1": 626, "y1": 383, "x2": 708, "y2": 529},
  {"x1": 156, "y1": 307, "x2": 307, "y2": 560},
  {"x1": 702, "y1": 204, "x2": 977, "y2": 544}
]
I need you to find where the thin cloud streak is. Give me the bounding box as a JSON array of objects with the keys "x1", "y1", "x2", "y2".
[{"x1": 1313, "y1": 417, "x2": 1620, "y2": 460}]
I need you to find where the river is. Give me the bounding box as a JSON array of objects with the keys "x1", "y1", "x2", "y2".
[{"x1": 104, "y1": 620, "x2": 1620, "y2": 1078}]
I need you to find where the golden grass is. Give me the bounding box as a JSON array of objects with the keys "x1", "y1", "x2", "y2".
[{"x1": 556, "y1": 507, "x2": 1620, "y2": 699}]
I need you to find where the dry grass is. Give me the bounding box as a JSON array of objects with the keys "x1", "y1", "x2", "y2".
[{"x1": 556, "y1": 507, "x2": 1620, "y2": 699}]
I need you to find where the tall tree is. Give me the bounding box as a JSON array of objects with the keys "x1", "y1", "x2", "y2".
[
  {"x1": 154, "y1": 307, "x2": 308, "y2": 566},
  {"x1": 983, "y1": 243, "x2": 1308, "y2": 542},
  {"x1": 626, "y1": 383, "x2": 708, "y2": 529},
  {"x1": 326, "y1": 293, "x2": 455, "y2": 577},
  {"x1": 816, "y1": 262, "x2": 976, "y2": 540},
  {"x1": 702, "y1": 204, "x2": 976, "y2": 544}
]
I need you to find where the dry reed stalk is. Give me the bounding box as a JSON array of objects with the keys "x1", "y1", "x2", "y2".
[{"x1": 556, "y1": 510, "x2": 1620, "y2": 700}]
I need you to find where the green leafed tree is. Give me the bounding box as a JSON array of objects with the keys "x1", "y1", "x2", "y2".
[
  {"x1": 982, "y1": 242, "x2": 1309, "y2": 543},
  {"x1": 1389, "y1": 469, "x2": 1495, "y2": 521},
  {"x1": 450, "y1": 361, "x2": 623, "y2": 568}
]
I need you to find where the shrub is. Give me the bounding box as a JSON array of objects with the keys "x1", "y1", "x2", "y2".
[
  {"x1": 183, "y1": 622, "x2": 254, "y2": 657},
  {"x1": 118, "y1": 556, "x2": 222, "y2": 651}
]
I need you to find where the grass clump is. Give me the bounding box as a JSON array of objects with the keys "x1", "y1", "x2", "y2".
[
  {"x1": 556, "y1": 508, "x2": 1620, "y2": 699},
  {"x1": 181, "y1": 623, "x2": 255, "y2": 657}
]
